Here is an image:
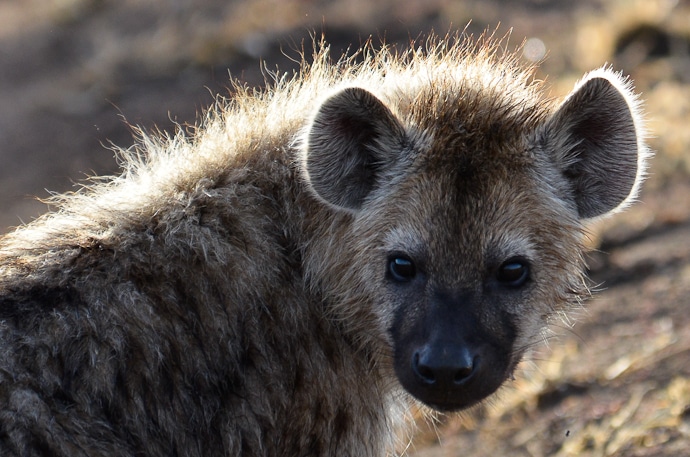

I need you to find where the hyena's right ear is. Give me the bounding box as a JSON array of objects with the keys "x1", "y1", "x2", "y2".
[
  {"x1": 540, "y1": 68, "x2": 648, "y2": 219},
  {"x1": 304, "y1": 87, "x2": 406, "y2": 211}
]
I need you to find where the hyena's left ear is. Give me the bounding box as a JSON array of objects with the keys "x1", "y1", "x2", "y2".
[
  {"x1": 541, "y1": 68, "x2": 649, "y2": 219},
  {"x1": 304, "y1": 87, "x2": 407, "y2": 211}
]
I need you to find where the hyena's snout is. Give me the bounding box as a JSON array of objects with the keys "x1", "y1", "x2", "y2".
[
  {"x1": 393, "y1": 291, "x2": 516, "y2": 412},
  {"x1": 400, "y1": 334, "x2": 509, "y2": 412},
  {"x1": 411, "y1": 338, "x2": 477, "y2": 388}
]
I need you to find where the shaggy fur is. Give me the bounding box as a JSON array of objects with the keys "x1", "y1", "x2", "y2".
[{"x1": 0, "y1": 32, "x2": 648, "y2": 456}]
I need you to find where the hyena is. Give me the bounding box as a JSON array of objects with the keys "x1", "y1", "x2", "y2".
[{"x1": 0, "y1": 33, "x2": 647, "y2": 456}]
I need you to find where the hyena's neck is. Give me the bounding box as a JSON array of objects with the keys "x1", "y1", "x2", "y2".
[
  {"x1": 202, "y1": 148, "x2": 401, "y2": 455},
  {"x1": 258, "y1": 310, "x2": 397, "y2": 455}
]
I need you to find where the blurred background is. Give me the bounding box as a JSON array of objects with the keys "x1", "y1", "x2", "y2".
[{"x1": 1, "y1": 0, "x2": 689, "y2": 455}]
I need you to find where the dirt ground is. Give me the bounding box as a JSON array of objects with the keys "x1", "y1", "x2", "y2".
[{"x1": 1, "y1": 0, "x2": 689, "y2": 455}]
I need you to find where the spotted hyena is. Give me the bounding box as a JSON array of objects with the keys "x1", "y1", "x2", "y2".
[{"x1": 0, "y1": 33, "x2": 648, "y2": 456}]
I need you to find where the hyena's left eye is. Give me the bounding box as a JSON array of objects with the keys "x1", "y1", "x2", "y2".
[
  {"x1": 496, "y1": 257, "x2": 530, "y2": 287},
  {"x1": 387, "y1": 256, "x2": 416, "y2": 282}
]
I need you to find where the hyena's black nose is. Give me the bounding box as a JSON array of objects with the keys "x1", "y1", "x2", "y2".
[{"x1": 411, "y1": 344, "x2": 477, "y2": 388}]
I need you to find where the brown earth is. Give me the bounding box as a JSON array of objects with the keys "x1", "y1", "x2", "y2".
[{"x1": 1, "y1": 0, "x2": 689, "y2": 455}]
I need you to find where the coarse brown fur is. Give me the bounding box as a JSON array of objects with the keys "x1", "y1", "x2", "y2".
[{"x1": 0, "y1": 32, "x2": 648, "y2": 456}]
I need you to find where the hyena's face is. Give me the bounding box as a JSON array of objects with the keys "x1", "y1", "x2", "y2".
[
  {"x1": 371, "y1": 167, "x2": 583, "y2": 411},
  {"x1": 303, "y1": 70, "x2": 645, "y2": 411}
]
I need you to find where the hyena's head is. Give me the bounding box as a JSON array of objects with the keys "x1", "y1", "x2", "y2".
[{"x1": 301, "y1": 67, "x2": 646, "y2": 412}]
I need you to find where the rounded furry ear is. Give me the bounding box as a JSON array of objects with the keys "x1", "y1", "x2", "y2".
[
  {"x1": 541, "y1": 69, "x2": 648, "y2": 219},
  {"x1": 304, "y1": 87, "x2": 406, "y2": 211}
]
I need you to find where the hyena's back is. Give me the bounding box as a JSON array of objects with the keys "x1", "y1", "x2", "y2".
[{"x1": 0, "y1": 144, "x2": 391, "y2": 455}]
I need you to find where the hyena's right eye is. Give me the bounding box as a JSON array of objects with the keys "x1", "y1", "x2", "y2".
[
  {"x1": 496, "y1": 257, "x2": 530, "y2": 287},
  {"x1": 387, "y1": 256, "x2": 416, "y2": 282}
]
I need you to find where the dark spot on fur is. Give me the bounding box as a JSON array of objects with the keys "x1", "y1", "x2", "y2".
[
  {"x1": 333, "y1": 407, "x2": 350, "y2": 440},
  {"x1": 0, "y1": 286, "x2": 83, "y2": 323}
]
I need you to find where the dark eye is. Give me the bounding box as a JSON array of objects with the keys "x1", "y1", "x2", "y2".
[
  {"x1": 388, "y1": 256, "x2": 416, "y2": 282},
  {"x1": 496, "y1": 258, "x2": 530, "y2": 287}
]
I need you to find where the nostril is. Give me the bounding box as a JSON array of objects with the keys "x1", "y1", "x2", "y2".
[
  {"x1": 412, "y1": 351, "x2": 436, "y2": 385},
  {"x1": 453, "y1": 356, "x2": 477, "y2": 384}
]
